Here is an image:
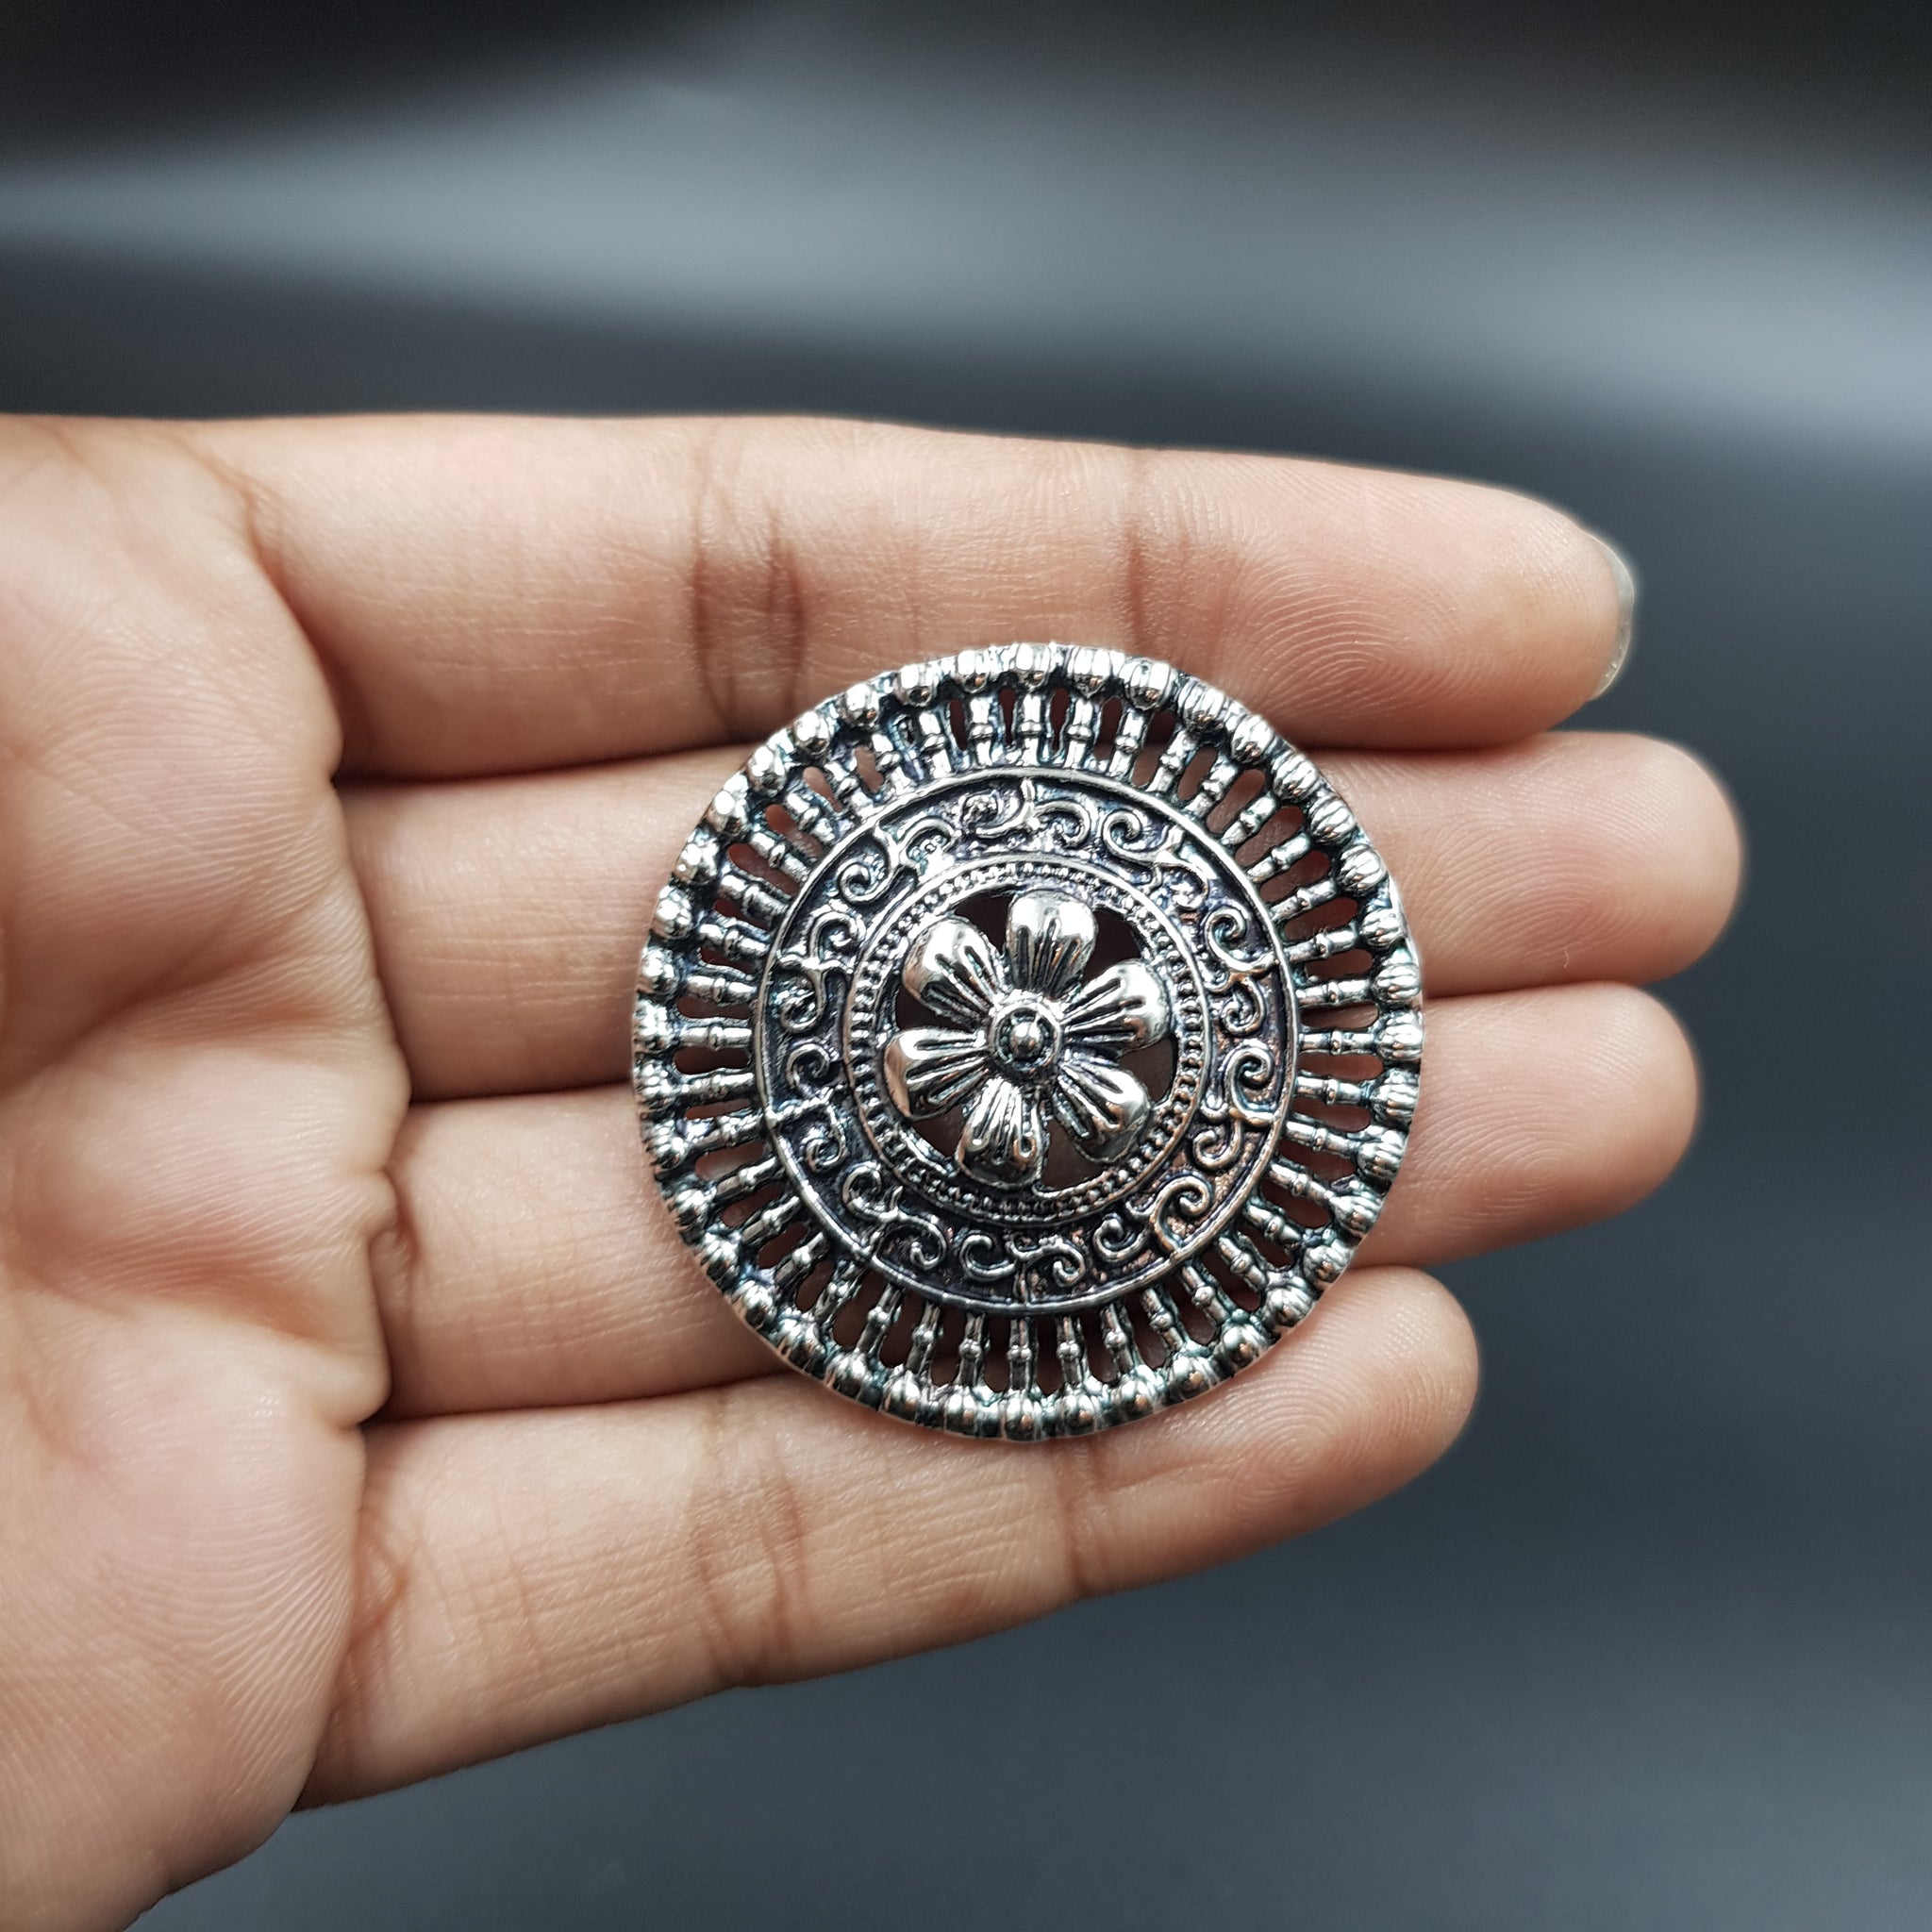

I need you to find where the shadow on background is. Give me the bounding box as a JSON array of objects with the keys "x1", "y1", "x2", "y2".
[{"x1": 3, "y1": 4, "x2": 1928, "y2": 1926}]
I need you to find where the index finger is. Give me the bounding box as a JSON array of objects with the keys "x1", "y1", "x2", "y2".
[{"x1": 186, "y1": 414, "x2": 1626, "y2": 779}]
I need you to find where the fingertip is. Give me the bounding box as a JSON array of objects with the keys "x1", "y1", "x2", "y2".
[
  {"x1": 1542, "y1": 981, "x2": 1702, "y2": 1223},
  {"x1": 1448, "y1": 731, "x2": 1744, "y2": 991},
  {"x1": 1368, "y1": 983, "x2": 1706, "y2": 1270},
  {"x1": 1641, "y1": 738, "x2": 1747, "y2": 974},
  {"x1": 1554, "y1": 734, "x2": 1743, "y2": 985},
  {"x1": 1580, "y1": 533, "x2": 1640, "y2": 700},
  {"x1": 1126, "y1": 1266, "x2": 1478, "y2": 1558},
  {"x1": 1615, "y1": 981, "x2": 1707, "y2": 1174},
  {"x1": 1291, "y1": 1265, "x2": 1479, "y2": 1522},
  {"x1": 1259, "y1": 471, "x2": 1641, "y2": 746},
  {"x1": 1486, "y1": 491, "x2": 1636, "y2": 729}
]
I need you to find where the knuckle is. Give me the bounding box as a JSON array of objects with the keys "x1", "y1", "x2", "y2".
[
  {"x1": 1047, "y1": 1437, "x2": 1117, "y2": 1605},
  {"x1": 685, "y1": 422, "x2": 816, "y2": 741},
  {"x1": 683, "y1": 1388, "x2": 816, "y2": 1690}
]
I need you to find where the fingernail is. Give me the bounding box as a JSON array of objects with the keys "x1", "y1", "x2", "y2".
[{"x1": 1590, "y1": 534, "x2": 1639, "y2": 698}]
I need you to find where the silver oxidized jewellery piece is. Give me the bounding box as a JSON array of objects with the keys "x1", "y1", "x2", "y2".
[{"x1": 635, "y1": 644, "x2": 1421, "y2": 1437}]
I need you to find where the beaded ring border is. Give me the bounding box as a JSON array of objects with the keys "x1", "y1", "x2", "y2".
[{"x1": 635, "y1": 644, "x2": 1422, "y2": 1438}]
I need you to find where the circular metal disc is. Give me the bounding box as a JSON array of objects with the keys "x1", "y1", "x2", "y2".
[{"x1": 635, "y1": 644, "x2": 1421, "y2": 1437}]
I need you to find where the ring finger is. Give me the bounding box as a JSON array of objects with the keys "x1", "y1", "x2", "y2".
[{"x1": 376, "y1": 980, "x2": 1697, "y2": 1417}]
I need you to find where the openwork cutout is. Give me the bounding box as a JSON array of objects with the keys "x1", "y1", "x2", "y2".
[{"x1": 636, "y1": 643, "x2": 1421, "y2": 1438}]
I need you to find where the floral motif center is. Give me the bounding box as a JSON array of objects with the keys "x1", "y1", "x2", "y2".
[
  {"x1": 881, "y1": 888, "x2": 1174, "y2": 1191},
  {"x1": 988, "y1": 997, "x2": 1061, "y2": 1080}
]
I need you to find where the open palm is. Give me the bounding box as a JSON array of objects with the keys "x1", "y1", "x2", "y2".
[{"x1": 0, "y1": 416, "x2": 1739, "y2": 1928}]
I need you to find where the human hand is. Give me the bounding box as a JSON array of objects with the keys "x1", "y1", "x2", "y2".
[{"x1": 0, "y1": 416, "x2": 1739, "y2": 1927}]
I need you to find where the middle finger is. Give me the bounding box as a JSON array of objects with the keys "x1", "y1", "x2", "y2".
[{"x1": 344, "y1": 732, "x2": 1737, "y2": 1100}]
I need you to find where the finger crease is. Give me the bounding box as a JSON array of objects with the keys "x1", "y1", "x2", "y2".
[
  {"x1": 1048, "y1": 1436, "x2": 1111, "y2": 1607},
  {"x1": 1120, "y1": 443, "x2": 1159, "y2": 660},
  {"x1": 684, "y1": 424, "x2": 818, "y2": 743},
  {"x1": 181, "y1": 432, "x2": 372, "y2": 773},
  {"x1": 684, "y1": 1388, "x2": 813, "y2": 1691},
  {"x1": 306, "y1": 1431, "x2": 418, "y2": 1800},
  {"x1": 367, "y1": 1130, "x2": 427, "y2": 1414}
]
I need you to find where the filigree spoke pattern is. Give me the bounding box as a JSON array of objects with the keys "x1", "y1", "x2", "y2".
[{"x1": 636, "y1": 643, "x2": 1420, "y2": 1437}]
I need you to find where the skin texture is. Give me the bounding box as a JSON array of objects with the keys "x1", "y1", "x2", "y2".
[{"x1": 0, "y1": 415, "x2": 1741, "y2": 1929}]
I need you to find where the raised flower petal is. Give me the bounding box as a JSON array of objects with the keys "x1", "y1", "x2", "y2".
[
  {"x1": 957, "y1": 1075, "x2": 1047, "y2": 1189},
  {"x1": 1063, "y1": 959, "x2": 1171, "y2": 1055},
  {"x1": 1052, "y1": 1054, "x2": 1153, "y2": 1161},
  {"x1": 903, "y1": 916, "x2": 1007, "y2": 1025},
  {"x1": 1006, "y1": 889, "x2": 1096, "y2": 997},
  {"x1": 883, "y1": 1026, "x2": 989, "y2": 1120}
]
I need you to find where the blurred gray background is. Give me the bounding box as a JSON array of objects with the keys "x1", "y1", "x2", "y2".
[{"x1": 5, "y1": 2, "x2": 1929, "y2": 1924}]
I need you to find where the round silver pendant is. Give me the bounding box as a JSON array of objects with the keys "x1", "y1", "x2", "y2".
[{"x1": 636, "y1": 644, "x2": 1421, "y2": 1437}]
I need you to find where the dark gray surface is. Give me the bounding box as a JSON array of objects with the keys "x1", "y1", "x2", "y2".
[{"x1": 3, "y1": 5, "x2": 1928, "y2": 1924}]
